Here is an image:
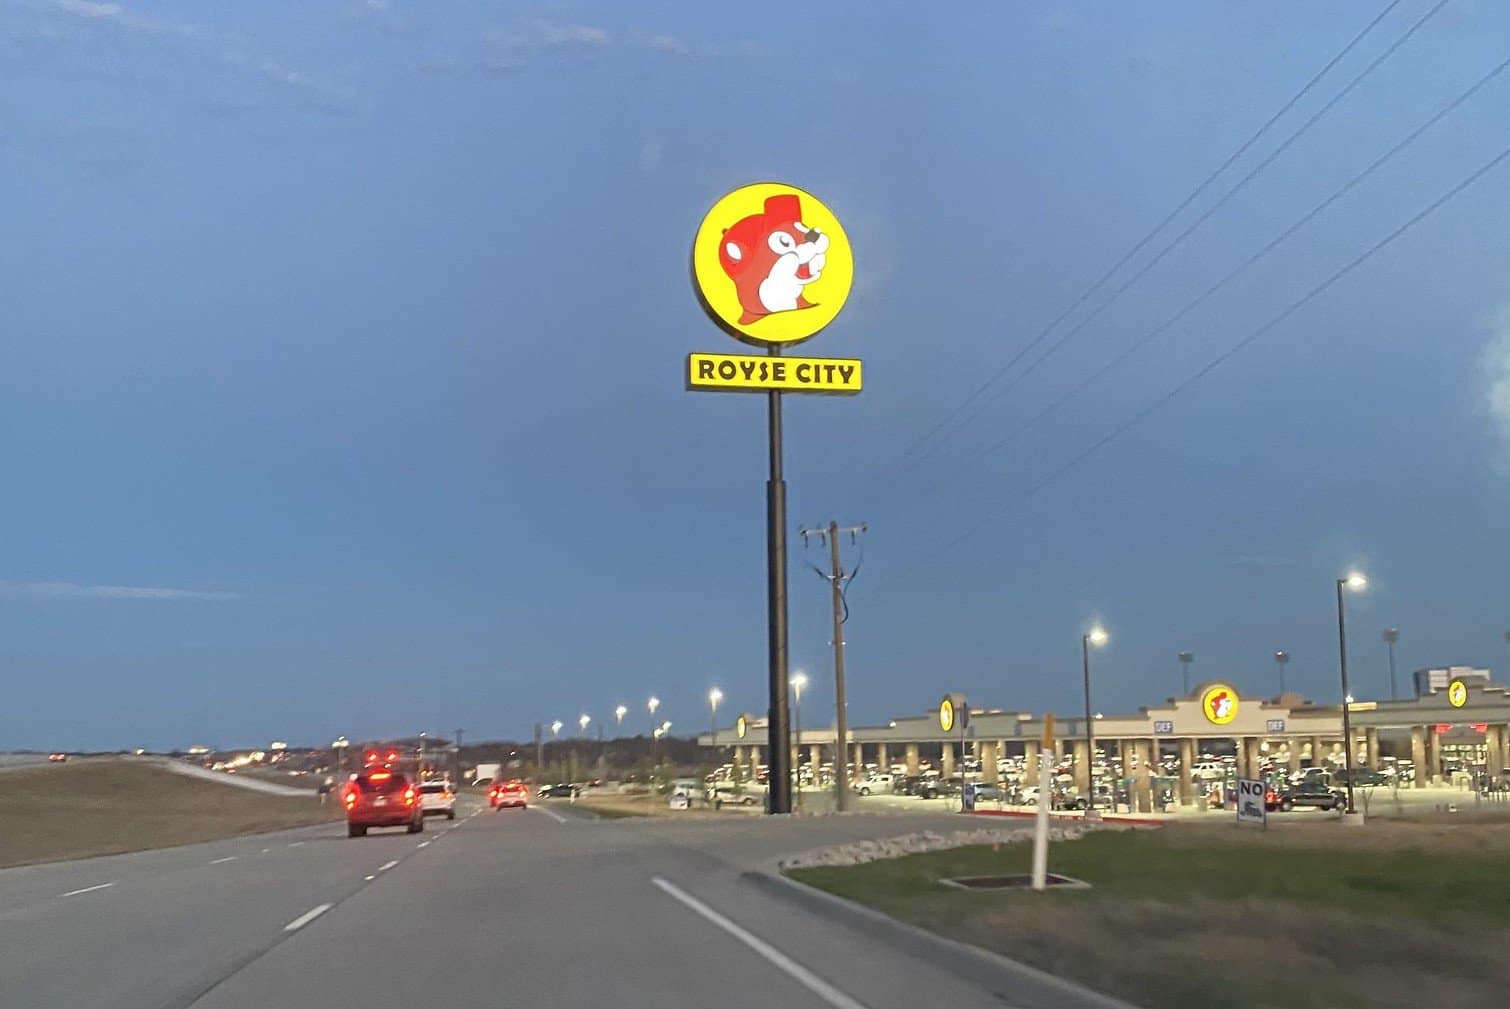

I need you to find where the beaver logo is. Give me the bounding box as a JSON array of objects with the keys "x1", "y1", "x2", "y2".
[
  {"x1": 1200, "y1": 684, "x2": 1239, "y2": 725},
  {"x1": 717, "y1": 194, "x2": 830, "y2": 325}
]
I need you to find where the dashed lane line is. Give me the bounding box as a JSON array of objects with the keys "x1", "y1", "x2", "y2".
[
  {"x1": 282, "y1": 903, "x2": 332, "y2": 932},
  {"x1": 211, "y1": 856, "x2": 237, "y2": 865},
  {"x1": 60, "y1": 882, "x2": 115, "y2": 898}
]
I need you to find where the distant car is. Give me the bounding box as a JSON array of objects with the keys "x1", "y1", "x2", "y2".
[
  {"x1": 966, "y1": 782, "x2": 1002, "y2": 802},
  {"x1": 48, "y1": 753, "x2": 67, "y2": 762},
  {"x1": 1277, "y1": 780, "x2": 1346, "y2": 812},
  {"x1": 917, "y1": 776, "x2": 962, "y2": 800},
  {"x1": 1191, "y1": 761, "x2": 1225, "y2": 781},
  {"x1": 1333, "y1": 768, "x2": 1387, "y2": 787},
  {"x1": 343, "y1": 770, "x2": 424, "y2": 837},
  {"x1": 856, "y1": 774, "x2": 896, "y2": 796},
  {"x1": 418, "y1": 781, "x2": 456, "y2": 819},
  {"x1": 710, "y1": 787, "x2": 759, "y2": 807},
  {"x1": 537, "y1": 783, "x2": 580, "y2": 799},
  {"x1": 490, "y1": 779, "x2": 529, "y2": 809},
  {"x1": 892, "y1": 775, "x2": 926, "y2": 796}
]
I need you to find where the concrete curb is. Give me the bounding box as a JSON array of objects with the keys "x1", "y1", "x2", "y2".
[
  {"x1": 745, "y1": 865, "x2": 1144, "y2": 1009},
  {"x1": 967, "y1": 808, "x2": 1168, "y2": 828}
]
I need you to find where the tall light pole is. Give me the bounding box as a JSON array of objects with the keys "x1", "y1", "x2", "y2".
[
  {"x1": 1336, "y1": 572, "x2": 1368, "y2": 814},
  {"x1": 418, "y1": 731, "x2": 427, "y2": 781},
  {"x1": 647, "y1": 696, "x2": 660, "y2": 736},
  {"x1": 1382, "y1": 628, "x2": 1399, "y2": 702},
  {"x1": 332, "y1": 736, "x2": 349, "y2": 775},
  {"x1": 791, "y1": 671, "x2": 808, "y2": 804},
  {"x1": 614, "y1": 704, "x2": 627, "y2": 733},
  {"x1": 708, "y1": 687, "x2": 723, "y2": 741},
  {"x1": 551, "y1": 720, "x2": 562, "y2": 738},
  {"x1": 579, "y1": 713, "x2": 590, "y2": 737},
  {"x1": 1274, "y1": 651, "x2": 1290, "y2": 695},
  {"x1": 1082, "y1": 625, "x2": 1108, "y2": 810},
  {"x1": 1177, "y1": 651, "x2": 1194, "y2": 694}
]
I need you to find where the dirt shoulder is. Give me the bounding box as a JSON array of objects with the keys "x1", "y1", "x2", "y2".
[
  {"x1": 0, "y1": 760, "x2": 342, "y2": 869},
  {"x1": 789, "y1": 818, "x2": 1510, "y2": 1009}
]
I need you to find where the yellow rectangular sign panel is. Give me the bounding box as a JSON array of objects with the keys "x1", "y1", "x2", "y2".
[{"x1": 687, "y1": 353, "x2": 862, "y2": 394}]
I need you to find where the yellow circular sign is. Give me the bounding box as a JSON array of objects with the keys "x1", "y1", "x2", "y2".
[
  {"x1": 939, "y1": 697, "x2": 955, "y2": 734},
  {"x1": 736, "y1": 714, "x2": 748, "y2": 739},
  {"x1": 1200, "y1": 684, "x2": 1240, "y2": 726},
  {"x1": 692, "y1": 182, "x2": 853, "y2": 347},
  {"x1": 1447, "y1": 679, "x2": 1468, "y2": 708}
]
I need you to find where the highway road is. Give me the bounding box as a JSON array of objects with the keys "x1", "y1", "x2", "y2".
[{"x1": 1, "y1": 798, "x2": 1128, "y2": 1009}]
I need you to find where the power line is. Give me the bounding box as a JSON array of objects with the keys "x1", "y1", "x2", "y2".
[
  {"x1": 889, "y1": 0, "x2": 1406, "y2": 468},
  {"x1": 932, "y1": 137, "x2": 1510, "y2": 557},
  {"x1": 980, "y1": 49, "x2": 1510, "y2": 459},
  {"x1": 913, "y1": 0, "x2": 1450, "y2": 464}
]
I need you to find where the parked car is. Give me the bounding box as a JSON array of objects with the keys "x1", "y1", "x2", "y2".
[
  {"x1": 343, "y1": 769, "x2": 424, "y2": 837},
  {"x1": 1333, "y1": 768, "x2": 1387, "y2": 787},
  {"x1": 1191, "y1": 761, "x2": 1226, "y2": 781},
  {"x1": 856, "y1": 774, "x2": 896, "y2": 796},
  {"x1": 968, "y1": 782, "x2": 1002, "y2": 802},
  {"x1": 917, "y1": 776, "x2": 962, "y2": 800},
  {"x1": 1277, "y1": 780, "x2": 1346, "y2": 811},
  {"x1": 710, "y1": 786, "x2": 759, "y2": 807},
  {"x1": 892, "y1": 774, "x2": 926, "y2": 796},
  {"x1": 418, "y1": 781, "x2": 456, "y2": 819}
]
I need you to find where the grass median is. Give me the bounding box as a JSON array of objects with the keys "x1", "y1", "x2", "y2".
[
  {"x1": 0, "y1": 759, "x2": 343, "y2": 868},
  {"x1": 788, "y1": 817, "x2": 1510, "y2": 1009}
]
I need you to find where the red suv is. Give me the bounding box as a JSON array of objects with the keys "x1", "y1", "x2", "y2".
[
  {"x1": 343, "y1": 770, "x2": 425, "y2": 837},
  {"x1": 489, "y1": 779, "x2": 529, "y2": 809}
]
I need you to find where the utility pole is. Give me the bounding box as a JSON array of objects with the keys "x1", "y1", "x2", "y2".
[
  {"x1": 455, "y1": 728, "x2": 465, "y2": 784},
  {"x1": 802, "y1": 521, "x2": 866, "y2": 812},
  {"x1": 533, "y1": 723, "x2": 543, "y2": 793},
  {"x1": 1383, "y1": 629, "x2": 1399, "y2": 702}
]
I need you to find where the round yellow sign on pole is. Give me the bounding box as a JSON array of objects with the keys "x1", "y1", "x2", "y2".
[
  {"x1": 938, "y1": 696, "x2": 955, "y2": 734},
  {"x1": 691, "y1": 182, "x2": 854, "y2": 347},
  {"x1": 1447, "y1": 679, "x2": 1468, "y2": 708},
  {"x1": 736, "y1": 714, "x2": 748, "y2": 739},
  {"x1": 1200, "y1": 683, "x2": 1240, "y2": 726}
]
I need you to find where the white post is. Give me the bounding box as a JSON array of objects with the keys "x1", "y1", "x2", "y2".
[{"x1": 1031, "y1": 747, "x2": 1052, "y2": 891}]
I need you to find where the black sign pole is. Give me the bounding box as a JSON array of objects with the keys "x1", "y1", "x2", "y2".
[{"x1": 766, "y1": 344, "x2": 793, "y2": 814}]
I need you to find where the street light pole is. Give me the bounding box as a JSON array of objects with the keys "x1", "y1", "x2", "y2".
[
  {"x1": 1383, "y1": 628, "x2": 1399, "y2": 702},
  {"x1": 1177, "y1": 651, "x2": 1194, "y2": 695},
  {"x1": 1082, "y1": 626, "x2": 1107, "y2": 810},
  {"x1": 1336, "y1": 573, "x2": 1367, "y2": 815},
  {"x1": 791, "y1": 672, "x2": 808, "y2": 808}
]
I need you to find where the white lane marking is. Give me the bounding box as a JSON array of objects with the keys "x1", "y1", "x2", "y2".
[
  {"x1": 283, "y1": 903, "x2": 332, "y2": 932},
  {"x1": 652, "y1": 877, "x2": 871, "y2": 1009},
  {"x1": 61, "y1": 882, "x2": 115, "y2": 898},
  {"x1": 288, "y1": 841, "x2": 304, "y2": 847},
  {"x1": 210, "y1": 856, "x2": 237, "y2": 865},
  {"x1": 378, "y1": 860, "x2": 399, "y2": 872},
  {"x1": 364, "y1": 874, "x2": 376, "y2": 881},
  {"x1": 260, "y1": 848, "x2": 270, "y2": 854},
  {"x1": 531, "y1": 804, "x2": 568, "y2": 824},
  {"x1": 417, "y1": 841, "x2": 430, "y2": 848}
]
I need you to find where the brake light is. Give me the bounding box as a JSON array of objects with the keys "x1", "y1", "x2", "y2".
[
  {"x1": 344, "y1": 790, "x2": 357, "y2": 808},
  {"x1": 403, "y1": 786, "x2": 416, "y2": 805},
  {"x1": 365, "y1": 751, "x2": 379, "y2": 764},
  {"x1": 386, "y1": 751, "x2": 398, "y2": 762},
  {"x1": 370, "y1": 771, "x2": 391, "y2": 781}
]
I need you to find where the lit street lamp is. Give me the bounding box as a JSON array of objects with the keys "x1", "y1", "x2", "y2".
[
  {"x1": 578, "y1": 714, "x2": 590, "y2": 737},
  {"x1": 647, "y1": 696, "x2": 660, "y2": 737},
  {"x1": 1336, "y1": 572, "x2": 1367, "y2": 814},
  {"x1": 331, "y1": 736, "x2": 349, "y2": 774},
  {"x1": 614, "y1": 704, "x2": 627, "y2": 732},
  {"x1": 791, "y1": 671, "x2": 809, "y2": 801},
  {"x1": 1082, "y1": 625, "x2": 1108, "y2": 811},
  {"x1": 708, "y1": 687, "x2": 723, "y2": 742},
  {"x1": 550, "y1": 720, "x2": 563, "y2": 738}
]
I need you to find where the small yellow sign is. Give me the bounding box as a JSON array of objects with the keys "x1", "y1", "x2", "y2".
[
  {"x1": 692, "y1": 182, "x2": 854, "y2": 347},
  {"x1": 1447, "y1": 679, "x2": 1468, "y2": 708},
  {"x1": 687, "y1": 353, "x2": 862, "y2": 394}
]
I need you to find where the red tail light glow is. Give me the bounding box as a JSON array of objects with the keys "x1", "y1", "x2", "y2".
[
  {"x1": 403, "y1": 786, "x2": 416, "y2": 805},
  {"x1": 344, "y1": 790, "x2": 357, "y2": 807}
]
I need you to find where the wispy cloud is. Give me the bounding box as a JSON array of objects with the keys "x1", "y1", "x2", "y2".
[
  {"x1": 638, "y1": 33, "x2": 687, "y2": 56},
  {"x1": 1482, "y1": 308, "x2": 1510, "y2": 469},
  {"x1": 0, "y1": 580, "x2": 240, "y2": 601},
  {"x1": 57, "y1": 0, "x2": 120, "y2": 19},
  {"x1": 539, "y1": 22, "x2": 609, "y2": 49}
]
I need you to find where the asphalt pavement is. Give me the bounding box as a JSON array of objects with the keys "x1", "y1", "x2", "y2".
[{"x1": 1, "y1": 797, "x2": 1129, "y2": 1009}]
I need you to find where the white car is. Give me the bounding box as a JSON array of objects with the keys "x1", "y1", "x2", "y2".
[
  {"x1": 1191, "y1": 761, "x2": 1226, "y2": 781},
  {"x1": 856, "y1": 774, "x2": 895, "y2": 796},
  {"x1": 418, "y1": 781, "x2": 456, "y2": 820}
]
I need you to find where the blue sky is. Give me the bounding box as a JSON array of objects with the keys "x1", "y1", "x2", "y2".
[{"x1": 5, "y1": 1, "x2": 1510, "y2": 750}]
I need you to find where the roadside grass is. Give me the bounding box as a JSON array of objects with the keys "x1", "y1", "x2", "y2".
[
  {"x1": 789, "y1": 825, "x2": 1510, "y2": 1009},
  {"x1": 0, "y1": 760, "x2": 342, "y2": 869}
]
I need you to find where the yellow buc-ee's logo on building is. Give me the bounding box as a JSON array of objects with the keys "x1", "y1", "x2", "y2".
[
  {"x1": 1200, "y1": 684, "x2": 1240, "y2": 726},
  {"x1": 736, "y1": 714, "x2": 748, "y2": 739},
  {"x1": 692, "y1": 182, "x2": 854, "y2": 347},
  {"x1": 1447, "y1": 679, "x2": 1468, "y2": 708},
  {"x1": 938, "y1": 696, "x2": 956, "y2": 734}
]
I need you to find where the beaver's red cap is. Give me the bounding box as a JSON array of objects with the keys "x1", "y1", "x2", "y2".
[{"x1": 763, "y1": 193, "x2": 802, "y2": 222}]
